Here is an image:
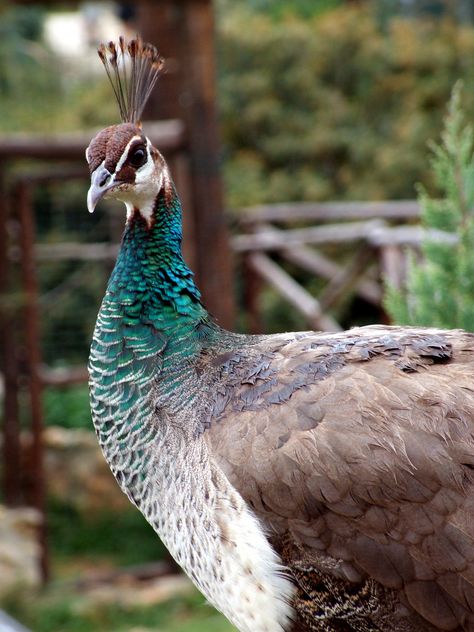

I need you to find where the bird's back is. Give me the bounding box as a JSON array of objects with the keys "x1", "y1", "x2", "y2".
[{"x1": 201, "y1": 325, "x2": 474, "y2": 631}]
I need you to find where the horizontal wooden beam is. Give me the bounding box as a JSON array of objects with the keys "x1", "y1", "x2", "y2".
[
  {"x1": 233, "y1": 221, "x2": 457, "y2": 253},
  {"x1": 39, "y1": 365, "x2": 89, "y2": 386},
  {"x1": 72, "y1": 560, "x2": 179, "y2": 590},
  {"x1": 367, "y1": 225, "x2": 457, "y2": 247},
  {"x1": 233, "y1": 220, "x2": 385, "y2": 252},
  {"x1": 34, "y1": 243, "x2": 119, "y2": 261},
  {"x1": 0, "y1": 120, "x2": 185, "y2": 160},
  {"x1": 237, "y1": 200, "x2": 420, "y2": 224}
]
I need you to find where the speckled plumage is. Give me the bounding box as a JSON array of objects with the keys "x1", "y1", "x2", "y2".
[
  {"x1": 203, "y1": 327, "x2": 474, "y2": 630},
  {"x1": 89, "y1": 172, "x2": 474, "y2": 631},
  {"x1": 88, "y1": 38, "x2": 474, "y2": 632}
]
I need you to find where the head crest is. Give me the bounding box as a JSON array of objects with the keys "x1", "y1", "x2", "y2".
[{"x1": 98, "y1": 36, "x2": 164, "y2": 125}]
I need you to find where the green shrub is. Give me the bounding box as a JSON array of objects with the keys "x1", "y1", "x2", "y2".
[
  {"x1": 48, "y1": 500, "x2": 165, "y2": 567},
  {"x1": 43, "y1": 385, "x2": 90, "y2": 429},
  {"x1": 218, "y1": 5, "x2": 474, "y2": 206},
  {"x1": 385, "y1": 83, "x2": 474, "y2": 329}
]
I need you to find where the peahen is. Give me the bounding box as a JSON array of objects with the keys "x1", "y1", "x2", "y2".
[{"x1": 87, "y1": 38, "x2": 474, "y2": 632}]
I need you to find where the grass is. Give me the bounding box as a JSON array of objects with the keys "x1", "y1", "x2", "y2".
[
  {"x1": 6, "y1": 589, "x2": 236, "y2": 632},
  {"x1": 43, "y1": 385, "x2": 91, "y2": 430},
  {"x1": 3, "y1": 501, "x2": 236, "y2": 632},
  {"x1": 48, "y1": 501, "x2": 166, "y2": 570}
]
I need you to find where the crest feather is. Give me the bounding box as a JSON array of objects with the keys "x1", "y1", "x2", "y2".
[{"x1": 98, "y1": 36, "x2": 164, "y2": 125}]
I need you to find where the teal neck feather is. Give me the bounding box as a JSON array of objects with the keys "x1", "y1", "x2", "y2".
[
  {"x1": 111, "y1": 185, "x2": 203, "y2": 320},
  {"x1": 108, "y1": 184, "x2": 216, "y2": 360},
  {"x1": 91, "y1": 182, "x2": 222, "y2": 415}
]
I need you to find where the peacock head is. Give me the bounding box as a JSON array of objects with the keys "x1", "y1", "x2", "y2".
[
  {"x1": 86, "y1": 37, "x2": 167, "y2": 219},
  {"x1": 86, "y1": 123, "x2": 168, "y2": 217}
]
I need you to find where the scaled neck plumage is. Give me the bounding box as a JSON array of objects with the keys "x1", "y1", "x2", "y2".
[
  {"x1": 91, "y1": 176, "x2": 229, "y2": 405},
  {"x1": 109, "y1": 177, "x2": 207, "y2": 331}
]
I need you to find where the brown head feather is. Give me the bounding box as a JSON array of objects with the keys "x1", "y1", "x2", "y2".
[{"x1": 98, "y1": 36, "x2": 164, "y2": 126}]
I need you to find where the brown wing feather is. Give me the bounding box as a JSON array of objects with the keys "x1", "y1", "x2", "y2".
[{"x1": 204, "y1": 326, "x2": 474, "y2": 631}]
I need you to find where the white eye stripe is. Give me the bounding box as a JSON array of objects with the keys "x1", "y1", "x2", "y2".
[
  {"x1": 133, "y1": 139, "x2": 156, "y2": 187},
  {"x1": 114, "y1": 135, "x2": 142, "y2": 173},
  {"x1": 114, "y1": 135, "x2": 151, "y2": 174},
  {"x1": 85, "y1": 146, "x2": 90, "y2": 163},
  {"x1": 135, "y1": 138, "x2": 152, "y2": 172}
]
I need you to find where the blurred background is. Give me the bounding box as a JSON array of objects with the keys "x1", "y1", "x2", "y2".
[{"x1": 1, "y1": 0, "x2": 474, "y2": 630}]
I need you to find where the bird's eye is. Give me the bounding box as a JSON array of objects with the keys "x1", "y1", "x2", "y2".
[{"x1": 129, "y1": 146, "x2": 147, "y2": 168}]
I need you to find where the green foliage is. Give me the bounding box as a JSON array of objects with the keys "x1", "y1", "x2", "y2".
[
  {"x1": 7, "y1": 589, "x2": 235, "y2": 632},
  {"x1": 218, "y1": 0, "x2": 341, "y2": 21},
  {"x1": 0, "y1": 7, "x2": 116, "y2": 134},
  {"x1": 48, "y1": 500, "x2": 166, "y2": 567},
  {"x1": 43, "y1": 385, "x2": 91, "y2": 429},
  {"x1": 218, "y1": 5, "x2": 474, "y2": 207},
  {"x1": 385, "y1": 83, "x2": 474, "y2": 329}
]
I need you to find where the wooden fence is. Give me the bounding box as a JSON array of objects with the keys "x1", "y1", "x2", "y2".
[{"x1": 232, "y1": 200, "x2": 456, "y2": 332}]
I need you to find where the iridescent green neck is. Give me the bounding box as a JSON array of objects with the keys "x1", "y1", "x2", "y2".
[{"x1": 106, "y1": 184, "x2": 214, "y2": 362}]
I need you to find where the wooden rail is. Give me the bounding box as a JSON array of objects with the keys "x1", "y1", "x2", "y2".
[
  {"x1": 233, "y1": 222, "x2": 456, "y2": 252},
  {"x1": 34, "y1": 243, "x2": 120, "y2": 261},
  {"x1": 233, "y1": 220, "x2": 385, "y2": 252},
  {"x1": 0, "y1": 120, "x2": 185, "y2": 160},
  {"x1": 238, "y1": 200, "x2": 421, "y2": 224},
  {"x1": 233, "y1": 199, "x2": 452, "y2": 334},
  {"x1": 265, "y1": 225, "x2": 382, "y2": 306},
  {"x1": 248, "y1": 253, "x2": 341, "y2": 332}
]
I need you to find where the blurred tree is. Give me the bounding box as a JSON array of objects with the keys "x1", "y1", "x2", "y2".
[
  {"x1": 5, "y1": 2, "x2": 474, "y2": 366},
  {"x1": 0, "y1": 6, "x2": 59, "y2": 120},
  {"x1": 0, "y1": 5, "x2": 115, "y2": 133},
  {"x1": 218, "y1": 5, "x2": 474, "y2": 206},
  {"x1": 377, "y1": 0, "x2": 474, "y2": 23},
  {"x1": 385, "y1": 83, "x2": 474, "y2": 329},
  {"x1": 225, "y1": 0, "x2": 342, "y2": 20}
]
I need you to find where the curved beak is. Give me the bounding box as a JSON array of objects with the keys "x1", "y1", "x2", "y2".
[{"x1": 87, "y1": 165, "x2": 115, "y2": 213}]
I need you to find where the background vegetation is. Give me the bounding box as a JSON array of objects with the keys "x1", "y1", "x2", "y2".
[
  {"x1": 386, "y1": 83, "x2": 474, "y2": 329},
  {"x1": 3, "y1": 1, "x2": 474, "y2": 630},
  {"x1": 218, "y1": 4, "x2": 474, "y2": 205}
]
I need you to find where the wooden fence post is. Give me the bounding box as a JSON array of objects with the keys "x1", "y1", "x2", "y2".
[
  {"x1": 0, "y1": 166, "x2": 22, "y2": 506},
  {"x1": 17, "y1": 180, "x2": 48, "y2": 583},
  {"x1": 137, "y1": 0, "x2": 235, "y2": 328}
]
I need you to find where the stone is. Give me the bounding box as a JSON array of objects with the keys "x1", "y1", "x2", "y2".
[
  {"x1": 77, "y1": 575, "x2": 193, "y2": 612},
  {"x1": 44, "y1": 427, "x2": 129, "y2": 513},
  {"x1": 0, "y1": 505, "x2": 41, "y2": 598}
]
